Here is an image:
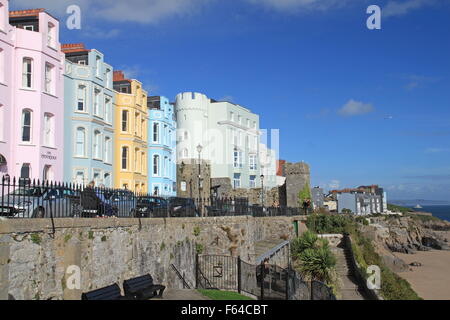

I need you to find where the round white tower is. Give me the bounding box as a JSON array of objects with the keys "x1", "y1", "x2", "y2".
[{"x1": 175, "y1": 92, "x2": 210, "y2": 163}]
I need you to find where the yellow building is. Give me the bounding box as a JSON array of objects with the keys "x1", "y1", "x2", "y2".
[{"x1": 113, "y1": 71, "x2": 148, "y2": 193}]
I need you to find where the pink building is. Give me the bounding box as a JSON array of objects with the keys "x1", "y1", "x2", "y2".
[{"x1": 0, "y1": 1, "x2": 64, "y2": 182}]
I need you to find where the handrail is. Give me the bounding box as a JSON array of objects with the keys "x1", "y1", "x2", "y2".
[{"x1": 170, "y1": 264, "x2": 192, "y2": 289}]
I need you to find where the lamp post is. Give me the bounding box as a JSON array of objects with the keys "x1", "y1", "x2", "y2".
[
  {"x1": 197, "y1": 144, "x2": 203, "y2": 216},
  {"x1": 260, "y1": 173, "x2": 265, "y2": 209}
]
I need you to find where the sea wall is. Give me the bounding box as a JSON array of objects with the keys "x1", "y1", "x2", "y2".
[{"x1": 0, "y1": 215, "x2": 305, "y2": 300}]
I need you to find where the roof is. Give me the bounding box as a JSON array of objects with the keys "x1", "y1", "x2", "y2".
[
  {"x1": 9, "y1": 8, "x2": 59, "y2": 22},
  {"x1": 9, "y1": 9, "x2": 45, "y2": 18},
  {"x1": 61, "y1": 43, "x2": 90, "y2": 54},
  {"x1": 113, "y1": 71, "x2": 131, "y2": 83}
]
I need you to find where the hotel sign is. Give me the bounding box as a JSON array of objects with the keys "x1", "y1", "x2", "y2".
[{"x1": 41, "y1": 151, "x2": 57, "y2": 161}]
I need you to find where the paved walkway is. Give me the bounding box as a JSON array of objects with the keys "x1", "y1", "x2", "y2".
[
  {"x1": 332, "y1": 246, "x2": 366, "y2": 300},
  {"x1": 153, "y1": 289, "x2": 211, "y2": 300}
]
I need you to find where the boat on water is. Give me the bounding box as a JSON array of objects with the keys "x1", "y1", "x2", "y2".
[{"x1": 414, "y1": 204, "x2": 423, "y2": 209}]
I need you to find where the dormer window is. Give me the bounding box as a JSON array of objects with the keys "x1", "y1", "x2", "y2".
[
  {"x1": 47, "y1": 22, "x2": 56, "y2": 48},
  {"x1": 96, "y1": 56, "x2": 101, "y2": 77}
]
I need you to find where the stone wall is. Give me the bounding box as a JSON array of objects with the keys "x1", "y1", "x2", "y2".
[
  {"x1": 211, "y1": 177, "x2": 280, "y2": 207},
  {"x1": 0, "y1": 215, "x2": 305, "y2": 300},
  {"x1": 177, "y1": 159, "x2": 211, "y2": 199},
  {"x1": 283, "y1": 162, "x2": 311, "y2": 208}
]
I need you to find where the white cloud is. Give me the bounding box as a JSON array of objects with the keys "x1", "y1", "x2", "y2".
[
  {"x1": 383, "y1": 0, "x2": 433, "y2": 17},
  {"x1": 245, "y1": 0, "x2": 349, "y2": 12},
  {"x1": 338, "y1": 99, "x2": 375, "y2": 117},
  {"x1": 328, "y1": 180, "x2": 340, "y2": 189},
  {"x1": 11, "y1": 0, "x2": 212, "y2": 24},
  {"x1": 399, "y1": 74, "x2": 440, "y2": 91},
  {"x1": 425, "y1": 148, "x2": 450, "y2": 153}
]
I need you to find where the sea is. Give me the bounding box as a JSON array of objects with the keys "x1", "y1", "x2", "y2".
[{"x1": 410, "y1": 205, "x2": 450, "y2": 222}]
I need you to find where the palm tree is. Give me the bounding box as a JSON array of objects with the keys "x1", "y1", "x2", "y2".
[{"x1": 297, "y1": 245, "x2": 336, "y2": 284}]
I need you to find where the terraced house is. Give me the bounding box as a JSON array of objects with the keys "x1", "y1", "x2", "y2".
[
  {"x1": 0, "y1": 4, "x2": 65, "y2": 182},
  {"x1": 62, "y1": 43, "x2": 115, "y2": 187},
  {"x1": 113, "y1": 71, "x2": 148, "y2": 192},
  {"x1": 147, "y1": 96, "x2": 177, "y2": 196}
]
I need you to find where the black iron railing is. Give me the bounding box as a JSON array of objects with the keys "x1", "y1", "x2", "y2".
[
  {"x1": 195, "y1": 254, "x2": 336, "y2": 300},
  {"x1": 0, "y1": 177, "x2": 304, "y2": 219}
]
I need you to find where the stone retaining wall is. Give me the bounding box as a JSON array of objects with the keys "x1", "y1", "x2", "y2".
[{"x1": 0, "y1": 215, "x2": 305, "y2": 300}]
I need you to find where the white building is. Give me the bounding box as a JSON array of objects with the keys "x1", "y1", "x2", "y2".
[
  {"x1": 259, "y1": 143, "x2": 278, "y2": 190},
  {"x1": 175, "y1": 92, "x2": 261, "y2": 189}
]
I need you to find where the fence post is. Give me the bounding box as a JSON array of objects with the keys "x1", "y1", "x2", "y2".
[
  {"x1": 195, "y1": 253, "x2": 199, "y2": 289},
  {"x1": 259, "y1": 263, "x2": 264, "y2": 300},
  {"x1": 285, "y1": 269, "x2": 289, "y2": 300},
  {"x1": 237, "y1": 256, "x2": 242, "y2": 294}
]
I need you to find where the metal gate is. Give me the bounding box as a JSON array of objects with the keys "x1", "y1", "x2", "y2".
[{"x1": 196, "y1": 255, "x2": 238, "y2": 291}]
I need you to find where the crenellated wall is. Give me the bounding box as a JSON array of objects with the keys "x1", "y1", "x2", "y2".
[{"x1": 0, "y1": 215, "x2": 305, "y2": 300}]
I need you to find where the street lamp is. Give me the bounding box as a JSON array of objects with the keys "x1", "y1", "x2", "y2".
[
  {"x1": 197, "y1": 144, "x2": 203, "y2": 216},
  {"x1": 260, "y1": 173, "x2": 265, "y2": 209}
]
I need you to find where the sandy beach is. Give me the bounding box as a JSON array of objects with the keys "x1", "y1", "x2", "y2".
[{"x1": 396, "y1": 248, "x2": 450, "y2": 300}]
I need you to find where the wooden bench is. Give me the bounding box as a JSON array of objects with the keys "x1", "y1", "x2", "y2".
[
  {"x1": 123, "y1": 274, "x2": 165, "y2": 300},
  {"x1": 81, "y1": 283, "x2": 131, "y2": 300}
]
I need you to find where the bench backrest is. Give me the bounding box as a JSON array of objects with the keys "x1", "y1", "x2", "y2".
[
  {"x1": 81, "y1": 283, "x2": 123, "y2": 300},
  {"x1": 123, "y1": 274, "x2": 154, "y2": 292}
]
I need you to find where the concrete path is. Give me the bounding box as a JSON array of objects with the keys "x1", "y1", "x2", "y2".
[
  {"x1": 153, "y1": 289, "x2": 211, "y2": 300},
  {"x1": 332, "y1": 246, "x2": 366, "y2": 300}
]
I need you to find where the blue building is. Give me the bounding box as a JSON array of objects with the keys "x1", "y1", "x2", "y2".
[
  {"x1": 147, "y1": 96, "x2": 177, "y2": 196},
  {"x1": 63, "y1": 44, "x2": 115, "y2": 187}
]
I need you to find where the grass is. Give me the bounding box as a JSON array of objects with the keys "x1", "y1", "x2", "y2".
[
  {"x1": 387, "y1": 204, "x2": 413, "y2": 214},
  {"x1": 197, "y1": 289, "x2": 254, "y2": 300}
]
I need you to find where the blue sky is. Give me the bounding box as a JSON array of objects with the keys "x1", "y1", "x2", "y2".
[{"x1": 11, "y1": 0, "x2": 450, "y2": 200}]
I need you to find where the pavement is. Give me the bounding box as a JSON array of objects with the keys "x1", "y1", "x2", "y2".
[
  {"x1": 153, "y1": 289, "x2": 211, "y2": 300},
  {"x1": 332, "y1": 246, "x2": 366, "y2": 300}
]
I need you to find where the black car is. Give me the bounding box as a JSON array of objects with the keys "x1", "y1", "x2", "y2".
[
  {"x1": 168, "y1": 197, "x2": 199, "y2": 217},
  {"x1": 136, "y1": 196, "x2": 168, "y2": 217}
]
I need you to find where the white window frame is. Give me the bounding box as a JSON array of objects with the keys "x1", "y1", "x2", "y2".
[
  {"x1": 21, "y1": 109, "x2": 32, "y2": 143},
  {"x1": 47, "y1": 22, "x2": 56, "y2": 48},
  {"x1": 104, "y1": 136, "x2": 111, "y2": 164},
  {"x1": 93, "y1": 130, "x2": 102, "y2": 160},
  {"x1": 43, "y1": 113, "x2": 54, "y2": 147},
  {"x1": 153, "y1": 122, "x2": 160, "y2": 143},
  {"x1": 75, "y1": 127, "x2": 86, "y2": 157},
  {"x1": 96, "y1": 56, "x2": 101, "y2": 77},
  {"x1": 77, "y1": 84, "x2": 86, "y2": 112},
  {"x1": 121, "y1": 146, "x2": 129, "y2": 170},
  {"x1": 93, "y1": 88, "x2": 101, "y2": 117},
  {"x1": 44, "y1": 63, "x2": 54, "y2": 95},
  {"x1": 105, "y1": 96, "x2": 112, "y2": 123},
  {"x1": 233, "y1": 174, "x2": 241, "y2": 189},
  {"x1": 153, "y1": 154, "x2": 160, "y2": 176},
  {"x1": 22, "y1": 58, "x2": 33, "y2": 89},
  {"x1": 121, "y1": 110, "x2": 128, "y2": 132}
]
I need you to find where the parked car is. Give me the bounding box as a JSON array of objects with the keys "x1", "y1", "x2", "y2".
[
  {"x1": 0, "y1": 186, "x2": 76, "y2": 218},
  {"x1": 136, "y1": 196, "x2": 168, "y2": 217},
  {"x1": 104, "y1": 189, "x2": 137, "y2": 217},
  {"x1": 167, "y1": 197, "x2": 199, "y2": 217}
]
